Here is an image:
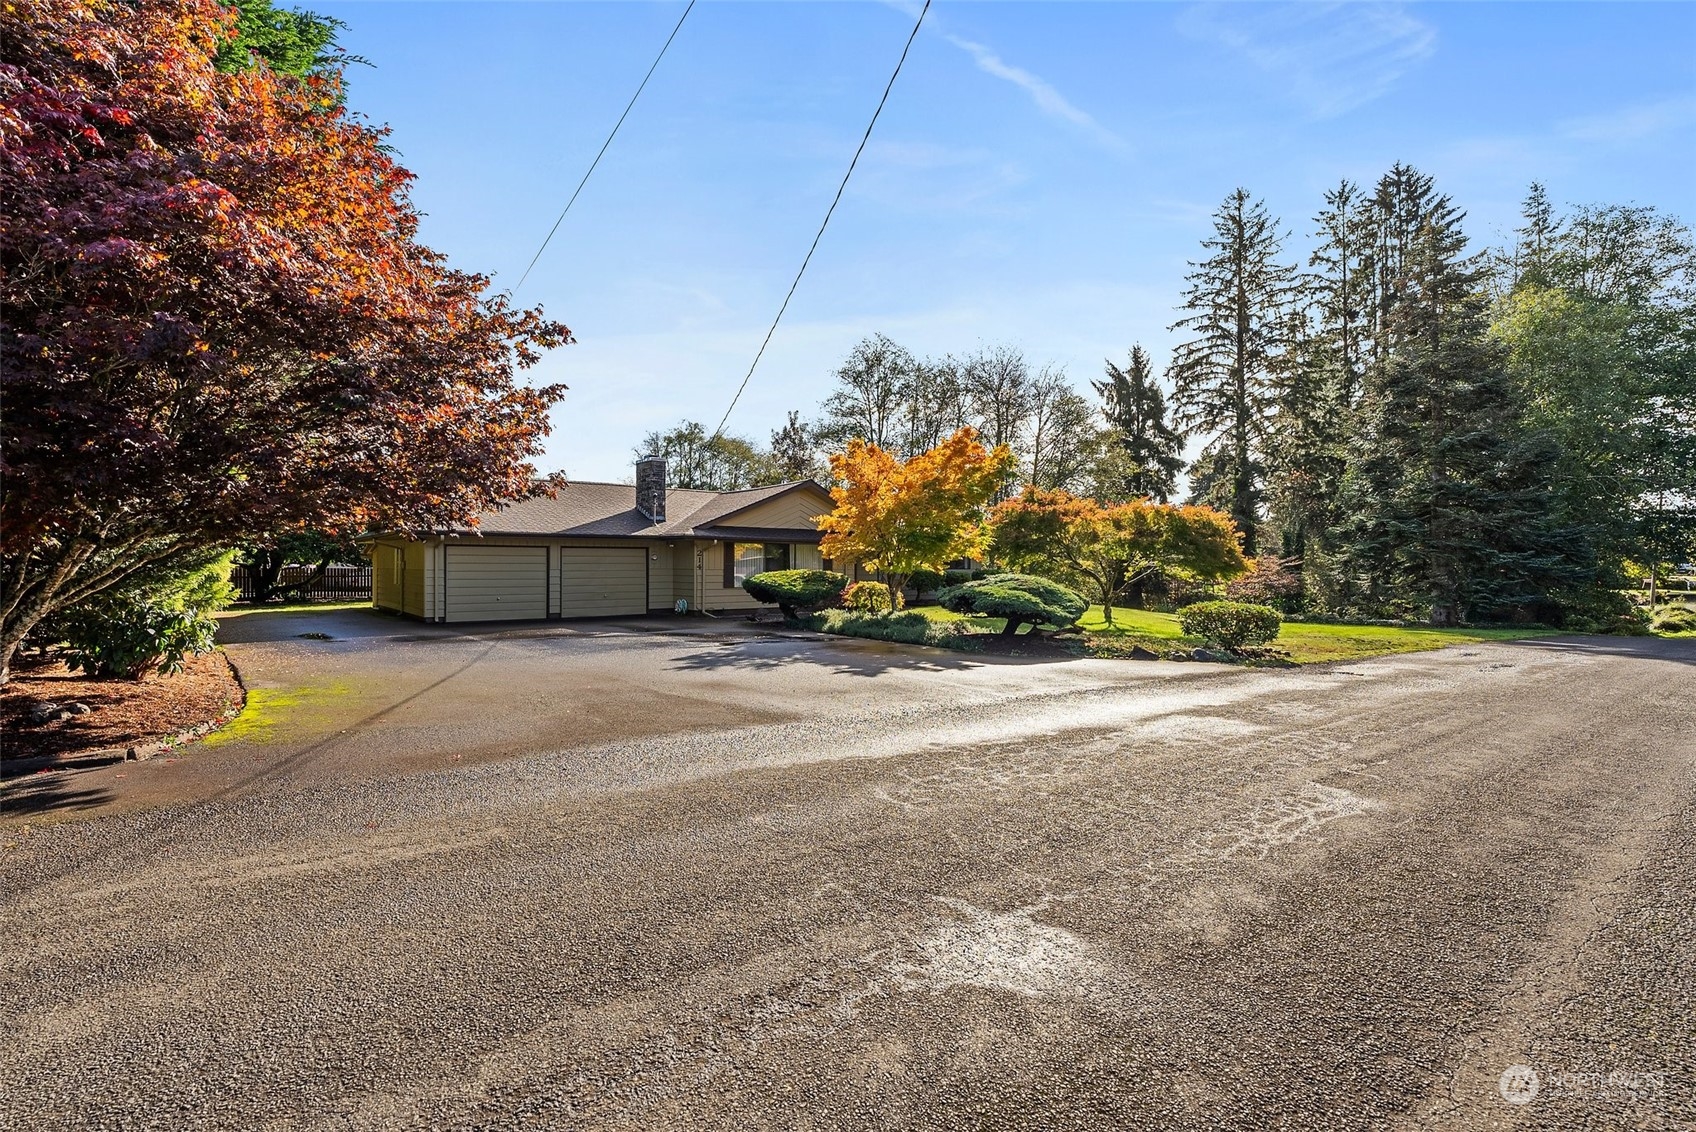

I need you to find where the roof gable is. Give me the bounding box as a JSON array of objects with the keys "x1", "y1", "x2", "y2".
[{"x1": 441, "y1": 478, "x2": 831, "y2": 539}]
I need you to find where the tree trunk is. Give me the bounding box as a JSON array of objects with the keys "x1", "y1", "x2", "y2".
[{"x1": 999, "y1": 618, "x2": 1022, "y2": 638}]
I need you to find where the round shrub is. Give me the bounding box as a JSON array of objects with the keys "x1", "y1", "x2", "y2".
[
  {"x1": 843, "y1": 581, "x2": 903, "y2": 612},
  {"x1": 1177, "y1": 600, "x2": 1282, "y2": 650},
  {"x1": 741, "y1": 569, "x2": 848, "y2": 619},
  {"x1": 937, "y1": 573, "x2": 1087, "y2": 636}
]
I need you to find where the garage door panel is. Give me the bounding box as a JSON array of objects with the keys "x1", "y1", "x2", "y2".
[
  {"x1": 560, "y1": 548, "x2": 647, "y2": 617},
  {"x1": 445, "y1": 546, "x2": 547, "y2": 621}
]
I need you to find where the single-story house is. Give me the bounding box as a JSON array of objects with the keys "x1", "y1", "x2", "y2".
[{"x1": 364, "y1": 456, "x2": 836, "y2": 622}]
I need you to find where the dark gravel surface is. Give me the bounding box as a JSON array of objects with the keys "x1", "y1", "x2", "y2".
[{"x1": 1, "y1": 616, "x2": 1691, "y2": 1131}]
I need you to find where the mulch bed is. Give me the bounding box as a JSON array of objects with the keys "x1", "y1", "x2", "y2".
[{"x1": 2, "y1": 651, "x2": 244, "y2": 768}]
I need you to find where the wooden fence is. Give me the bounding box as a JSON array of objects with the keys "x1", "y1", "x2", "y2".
[{"x1": 232, "y1": 563, "x2": 371, "y2": 603}]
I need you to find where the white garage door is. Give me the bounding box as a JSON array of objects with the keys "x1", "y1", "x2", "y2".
[
  {"x1": 560, "y1": 547, "x2": 648, "y2": 618},
  {"x1": 445, "y1": 546, "x2": 548, "y2": 622}
]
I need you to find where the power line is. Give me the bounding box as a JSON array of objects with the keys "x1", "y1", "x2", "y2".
[
  {"x1": 712, "y1": 0, "x2": 931, "y2": 439},
  {"x1": 513, "y1": 0, "x2": 696, "y2": 295}
]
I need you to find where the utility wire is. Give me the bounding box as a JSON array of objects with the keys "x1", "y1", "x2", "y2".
[
  {"x1": 712, "y1": 0, "x2": 931, "y2": 439},
  {"x1": 513, "y1": 0, "x2": 696, "y2": 295}
]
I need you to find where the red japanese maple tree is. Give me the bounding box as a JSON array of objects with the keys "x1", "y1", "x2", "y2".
[{"x1": 0, "y1": 0, "x2": 571, "y2": 676}]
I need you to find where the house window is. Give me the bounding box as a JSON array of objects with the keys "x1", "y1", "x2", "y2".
[{"x1": 731, "y1": 542, "x2": 791, "y2": 584}]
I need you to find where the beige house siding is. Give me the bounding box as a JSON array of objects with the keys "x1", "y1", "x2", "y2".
[
  {"x1": 372, "y1": 542, "x2": 402, "y2": 612},
  {"x1": 372, "y1": 526, "x2": 827, "y2": 621},
  {"x1": 673, "y1": 544, "x2": 698, "y2": 611},
  {"x1": 726, "y1": 490, "x2": 830, "y2": 531},
  {"x1": 647, "y1": 543, "x2": 675, "y2": 608}
]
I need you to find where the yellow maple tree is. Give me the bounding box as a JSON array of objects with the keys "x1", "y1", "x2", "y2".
[{"x1": 818, "y1": 427, "x2": 1015, "y2": 604}]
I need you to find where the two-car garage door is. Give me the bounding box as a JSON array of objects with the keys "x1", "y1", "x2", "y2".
[{"x1": 443, "y1": 545, "x2": 648, "y2": 622}]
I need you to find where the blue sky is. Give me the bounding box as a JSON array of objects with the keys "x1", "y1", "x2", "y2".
[{"x1": 318, "y1": 1, "x2": 1696, "y2": 483}]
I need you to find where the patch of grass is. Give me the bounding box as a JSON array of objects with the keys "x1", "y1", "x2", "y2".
[
  {"x1": 219, "y1": 599, "x2": 371, "y2": 617},
  {"x1": 200, "y1": 681, "x2": 355, "y2": 746}
]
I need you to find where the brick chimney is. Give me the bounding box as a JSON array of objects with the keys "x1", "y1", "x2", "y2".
[{"x1": 635, "y1": 455, "x2": 667, "y2": 523}]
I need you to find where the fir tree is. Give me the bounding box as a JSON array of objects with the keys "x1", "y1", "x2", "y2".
[
  {"x1": 1169, "y1": 189, "x2": 1298, "y2": 552},
  {"x1": 1338, "y1": 171, "x2": 1570, "y2": 624},
  {"x1": 1092, "y1": 346, "x2": 1184, "y2": 502}
]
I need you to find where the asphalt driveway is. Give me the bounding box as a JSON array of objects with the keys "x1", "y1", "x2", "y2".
[{"x1": 1, "y1": 610, "x2": 1692, "y2": 1130}]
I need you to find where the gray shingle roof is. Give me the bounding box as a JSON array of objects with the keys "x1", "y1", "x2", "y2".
[{"x1": 448, "y1": 479, "x2": 826, "y2": 540}]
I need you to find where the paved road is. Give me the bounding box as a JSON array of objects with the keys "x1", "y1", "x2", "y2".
[{"x1": 2, "y1": 612, "x2": 1692, "y2": 1130}]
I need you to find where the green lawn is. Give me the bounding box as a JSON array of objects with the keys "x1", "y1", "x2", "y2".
[
  {"x1": 911, "y1": 603, "x2": 1557, "y2": 664},
  {"x1": 218, "y1": 599, "x2": 372, "y2": 617}
]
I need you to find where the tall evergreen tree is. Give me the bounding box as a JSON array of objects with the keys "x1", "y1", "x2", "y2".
[
  {"x1": 1266, "y1": 182, "x2": 1370, "y2": 596},
  {"x1": 1337, "y1": 170, "x2": 1569, "y2": 624},
  {"x1": 1092, "y1": 346, "x2": 1184, "y2": 502},
  {"x1": 1169, "y1": 189, "x2": 1298, "y2": 552}
]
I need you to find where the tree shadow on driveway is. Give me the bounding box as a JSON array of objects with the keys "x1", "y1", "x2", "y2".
[
  {"x1": 1, "y1": 771, "x2": 113, "y2": 818},
  {"x1": 1504, "y1": 633, "x2": 1696, "y2": 667}
]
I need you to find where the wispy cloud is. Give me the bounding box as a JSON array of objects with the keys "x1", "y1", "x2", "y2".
[
  {"x1": 1178, "y1": 2, "x2": 1436, "y2": 118},
  {"x1": 941, "y1": 34, "x2": 1125, "y2": 151},
  {"x1": 1561, "y1": 95, "x2": 1696, "y2": 143},
  {"x1": 878, "y1": 0, "x2": 1122, "y2": 151}
]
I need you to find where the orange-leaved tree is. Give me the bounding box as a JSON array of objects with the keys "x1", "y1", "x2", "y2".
[
  {"x1": 0, "y1": 0, "x2": 571, "y2": 678},
  {"x1": 991, "y1": 488, "x2": 1248, "y2": 623},
  {"x1": 817, "y1": 427, "x2": 1015, "y2": 605}
]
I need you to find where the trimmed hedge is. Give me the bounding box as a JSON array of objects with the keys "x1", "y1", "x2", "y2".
[
  {"x1": 742, "y1": 569, "x2": 848, "y2": 619},
  {"x1": 907, "y1": 568, "x2": 945, "y2": 594},
  {"x1": 1177, "y1": 600, "x2": 1283, "y2": 650},
  {"x1": 843, "y1": 580, "x2": 903, "y2": 612},
  {"x1": 805, "y1": 609, "x2": 968, "y2": 648},
  {"x1": 937, "y1": 573, "x2": 1087, "y2": 636}
]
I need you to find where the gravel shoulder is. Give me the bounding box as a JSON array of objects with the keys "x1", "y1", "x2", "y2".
[{"x1": 1, "y1": 628, "x2": 1690, "y2": 1130}]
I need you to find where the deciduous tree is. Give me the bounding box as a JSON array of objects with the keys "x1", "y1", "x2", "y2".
[
  {"x1": 817, "y1": 427, "x2": 1015, "y2": 603},
  {"x1": 991, "y1": 488, "x2": 1247, "y2": 623},
  {"x1": 0, "y1": 0, "x2": 570, "y2": 679}
]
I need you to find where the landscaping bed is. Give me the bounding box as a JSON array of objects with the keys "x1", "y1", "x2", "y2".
[
  {"x1": 2, "y1": 650, "x2": 244, "y2": 767},
  {"x1": 898, "y1": 604, "x2": 1559, "y2": 664}
]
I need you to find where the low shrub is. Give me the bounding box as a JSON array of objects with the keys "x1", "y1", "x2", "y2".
[
  {"x1": 805, "y1": 609, "x2": 967, "y2": 648},
  {"x1": 40, "y1": 548, "x2": 233, "y2": 679},
  {"x1": 56, "y1": 598, "x2": 218, "y2": 679},
  {"x1": 1651, "y1": 604, "x2": 1696, "y2": 634},
  {"x1": 941, "y1": 569, "x2": 974, "y2": 588},
  {"x1": 741, "y1": 569, "x2": 848, "y2": 619},
  {"x1": 843, "y1": 580, "x2": 903, "y2": 612},
  {"x1": 1177, "y1": 600, "x2": 1283, "y2": 650},
  {"x1": 937, "y1": 573, "x2": 1087, "y2": 637}
]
